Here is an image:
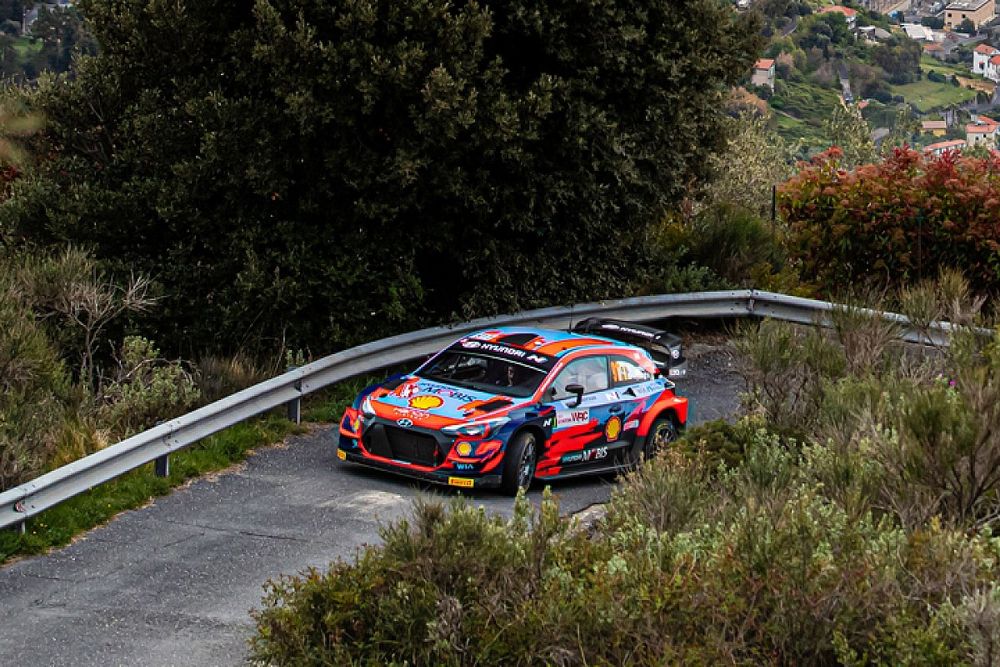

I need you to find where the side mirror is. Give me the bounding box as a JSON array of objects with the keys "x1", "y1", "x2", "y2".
[{"x1": 565, "y1": 383, "x2": 585, "y2": 408}]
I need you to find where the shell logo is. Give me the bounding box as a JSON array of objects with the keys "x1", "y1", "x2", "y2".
[
  {"x1": 409, "y1": 395, "x2": 444, "y2": 410},
  {"x1": 605, "y1": 416, "x2": 622, "y2": 441}
]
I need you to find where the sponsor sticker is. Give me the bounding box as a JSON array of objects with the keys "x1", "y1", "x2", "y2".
[
  {"x1": 450, "y1": 341, "x2": 555, "y2": 369},
  {"x1": 337, "y1": 449, "x2": 347, "y2": 461},
  {"x1": 417, "y1": 383, "x2": 478, "y2": 403},
  {"x1": 556, "y1": 409, "x2": 590, "y2": 427},
  {"x1": 409, "y1": 395, "x2": 445, "y2": 410},
  {"x1": 448, "y1": 476, "x2": 475, "y2": 488},
  {"x1": 454, "y1": 463, "x2": 475, "y2": 471},
  {"x1": 629, "y1": 381, "x2": 662, "y2": 398},
  {"x1": 395, "y1": 382, "x2": 419, "y2": 399},
  {"x1": 605, "y1": 416, "x2": 622, "y2": 441}
]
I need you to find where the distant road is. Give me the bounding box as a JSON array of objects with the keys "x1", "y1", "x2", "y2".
[
  {"x1": 781, "y1": 15, "x2": 800, "y2": 36},
  {"x1": 0, "y1": 342, "x2": 744, "y2": 666}
]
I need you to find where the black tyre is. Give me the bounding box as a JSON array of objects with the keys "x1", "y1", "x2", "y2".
[
  {"x1": 500, "y1": 430, "x2": 538, "y2": 496},
  {"x1": 642, "y1": 416, "x2": 678, "y2": 462}
]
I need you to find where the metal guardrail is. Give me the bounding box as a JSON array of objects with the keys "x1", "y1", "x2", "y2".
[{"x1": 0, "y1": 289, "x2": 972, "y2": 530}]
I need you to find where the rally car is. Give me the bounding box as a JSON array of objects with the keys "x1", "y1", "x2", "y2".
[{"x1": 337, "y1": 322, "x2": 688, "y2": 495}]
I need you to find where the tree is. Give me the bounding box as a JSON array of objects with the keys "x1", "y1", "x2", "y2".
[
  {"x1": 702, "y1": 111, "x2": 797, "y2": 217},
  {"x1": 824, "y1": 103, "x2": 877, "y2": 168},
  {"x1": 1, "y1": 0, "x2": 763, "y2": 355},
  {"x1": 872, "y1": 37, "x2": 922, "y2": 84},
  {"x1": 959, "y1": 18, "x2": 977, "y2": 35},
  {"x1": 29, "y1": 5, "x2": 97, "y2": 74}
]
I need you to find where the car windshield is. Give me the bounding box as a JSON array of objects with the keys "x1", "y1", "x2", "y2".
[{"x1": 417, "y1": 352, "x2": 547, "y2": 398}]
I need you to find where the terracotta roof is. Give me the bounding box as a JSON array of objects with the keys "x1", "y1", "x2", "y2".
[
  {"x1": 975, "y1": 44, "x2": 999, "y2": 55},
  {"x1": 991, "y1": 55, "x2": 1000, "y2": 66},
  {"x1": 754, "y1": 58, "x2": 775, "y2": 70},
  {"x1": 857, "y1": 100, "x2": 870, "y2": 109},
  {"x1": 922, "y1": 120, "x2": 948, "y2": 130},
  {"x1": 819, "y1": 5, "x2": 858, "y2": 17},
  {"x1": 924, "y1": 140, "x2": 966, "y2": 152},
  {"x1": 967, "y1": 123, "x2": 999, "y2": 134},
  {"x1": 923, "y1": 42, "x2": 944, "y2": 52}
]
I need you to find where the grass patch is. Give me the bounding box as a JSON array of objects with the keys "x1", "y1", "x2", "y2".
[
  {"x1": 770, "y1": 79, "x2": 842, "y2": 124},
  {"x1": 0, "y1": 414, "x2": 299, "y2": 564},
  {"x1": 774, "y1": 112, "x2": 828, "y2": 153},
  {"x1": 889, "y1": 78, "x2": 977, "y2": 112},
  {"x1": 920, "y1": 55, "x2": 975, "y2": 79},
  {"x1": 12, "y1": 36, "x2": 41, "y2": 59}
]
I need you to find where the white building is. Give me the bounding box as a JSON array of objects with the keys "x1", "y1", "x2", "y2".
[
  {"x1": 751, "y1": 58, "x2": 775, "y2": 90},
  {"x1": 925, "y1": 139, "x2": 967, "y2": 155},
  {"x1": 973, "y1": 43, "x2": 1000, "y2": 81},
  {"x1": 967, "y1": 116, "x2": 1000, "y2": 146}
]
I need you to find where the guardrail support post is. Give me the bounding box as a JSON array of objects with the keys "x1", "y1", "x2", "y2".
[
  {"x1": 287, "y1": 398, "x2": 301, "y2": 424},
  {"x1": 154, "y1": 454, "x2": 169, "y2": 478},
  {"x1": 286, "y1": 368, "x2": 302, "y2": 424}
]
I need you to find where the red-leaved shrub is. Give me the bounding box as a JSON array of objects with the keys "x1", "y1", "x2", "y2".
[{"x1": 779, "y1": 147, "x2": 1000, "y2": 297}]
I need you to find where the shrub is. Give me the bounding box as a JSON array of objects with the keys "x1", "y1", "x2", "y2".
[
  {"x1": 0, "y1": 278, "x2": 70, "y2": 490},
  {"x1": 779, "y1": 147, "x2": 1000, "y2": 299},
  {"x1": 97, "y1": 336, "x2": 200, "y2": 437},
  {"x1": 252, "y1": 435, "x2": 999, "y2": 665},
  {"x1": 736, "y1": 318, "x2": 846, "y2": 435},
  {"x1": 674, "y1": 417, "x2": 762, "y2": 470},
  {"x1": 195, "y1": 354, "x2": 268, "y2": 405}
]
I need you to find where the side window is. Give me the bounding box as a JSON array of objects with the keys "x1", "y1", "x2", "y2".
[
  {"x1": 549, "y1": 357, "x2": 609, "y2": 400},
  {"x1": 610, "y1": 355, "x2": 652, "y2": 386}
]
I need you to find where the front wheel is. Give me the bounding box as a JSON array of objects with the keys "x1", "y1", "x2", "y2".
[
  {"x1": 500, "y1": 431, "x2": 537, "y2": 496},
  {"x1": 642, "y1": 417, "x2": 678, "y2": 462}
]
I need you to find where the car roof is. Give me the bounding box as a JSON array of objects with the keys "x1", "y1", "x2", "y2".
[{"x1": 463, "y1": 326, "x2": 634, "y2": 359}]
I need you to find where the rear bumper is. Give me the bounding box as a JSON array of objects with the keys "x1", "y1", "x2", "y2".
[{"x1": 337, "y1": 446, "x2": 503, "y2": 489}]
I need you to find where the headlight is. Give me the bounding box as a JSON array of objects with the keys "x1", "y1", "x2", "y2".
[
  {"x1": 360, "y1": 395, "x2": 376, "y2": 417},
  {"x1": 442, "y1": 417, "x2": 510, "y2": 439}
]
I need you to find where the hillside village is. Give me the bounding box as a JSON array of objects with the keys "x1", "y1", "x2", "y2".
[{"x1": 740, "y1": 0, "x2": 1000, "y2": 156}]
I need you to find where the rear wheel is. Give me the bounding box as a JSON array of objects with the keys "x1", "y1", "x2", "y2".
[
  {"x1": 642, "y1": 416, "x2": 678, "y2": 462},
  {"x1": 501, "y1": 431, "x2": 537, "y2": 496}
]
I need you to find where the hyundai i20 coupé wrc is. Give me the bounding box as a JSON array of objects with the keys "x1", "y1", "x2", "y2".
[{"x1": 337, "y1": 323, "x2": 688, "y2": 495}]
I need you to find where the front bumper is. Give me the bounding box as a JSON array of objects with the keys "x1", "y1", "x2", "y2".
[{"x1": 337, "y1": 446, "x2": 503, "y2": 489}]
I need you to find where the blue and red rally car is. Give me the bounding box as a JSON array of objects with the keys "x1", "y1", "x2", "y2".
[{"x1": 337, "y1": 320, "x2": 688, "y2": 495}]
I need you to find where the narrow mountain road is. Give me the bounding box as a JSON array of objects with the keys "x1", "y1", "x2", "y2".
[{"x1": 0, "y1": 340, "x2": 744, "y2": 667}]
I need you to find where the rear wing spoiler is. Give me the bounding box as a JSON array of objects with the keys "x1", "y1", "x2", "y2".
[{"x1": 571, "y1": 318, "x2": 687, "y2": 379}]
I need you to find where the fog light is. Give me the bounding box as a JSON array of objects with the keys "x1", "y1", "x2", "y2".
[{"x1": 456, "y1": 442, "x2": 473, "y2": 457}]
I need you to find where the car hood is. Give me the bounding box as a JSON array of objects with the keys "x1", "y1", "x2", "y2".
[{"x1": 370, "y1": 376, "x2": 521, "y2": 424}]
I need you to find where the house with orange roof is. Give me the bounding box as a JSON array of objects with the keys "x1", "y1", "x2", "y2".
[
  {"x1": 973, "y1": 44, "x2": 1000, "y2": 81},
  {"x1": 819, "y1": 5, "x2": 858, "y2": 28},
  {"x1": 922, "y1": 120, "x2": 949, "y2": 136},
  {"x1": 751, "y1": 58, "x2": 775, "y2": 90},
  {"x1": 924, "y1": 139, "x2": 967, "y2": 155},
  {"x1": 966, "y1": 116, "x2": 1000, "y2": 147}
]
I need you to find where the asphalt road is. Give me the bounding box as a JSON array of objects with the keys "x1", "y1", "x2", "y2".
[{"x1": 0, "y1": 340, "x2": 743, "y2": 667}]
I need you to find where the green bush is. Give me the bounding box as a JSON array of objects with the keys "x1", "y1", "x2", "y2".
[
  {"x1": 0, "y1": 277, "x2": 70, "y2": 490},
  {"x1": 251, "y1": 435, "x2": 1000, "y2": 665},
  {"x1": 97, "y1": 336, "x2": 200, "y2": 438}
]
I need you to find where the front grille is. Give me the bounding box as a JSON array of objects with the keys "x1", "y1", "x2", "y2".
[{"x1": 364, "y1": 425, "x2": 441, "y2": 466}]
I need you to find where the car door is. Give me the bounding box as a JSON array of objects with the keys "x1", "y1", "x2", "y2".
[
  {"x1": 540, "y1": 354, "x2": 624, "y2": 471},
  {"x1": 608, "y1": 354, "x2": 657, "y2": 456}
]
